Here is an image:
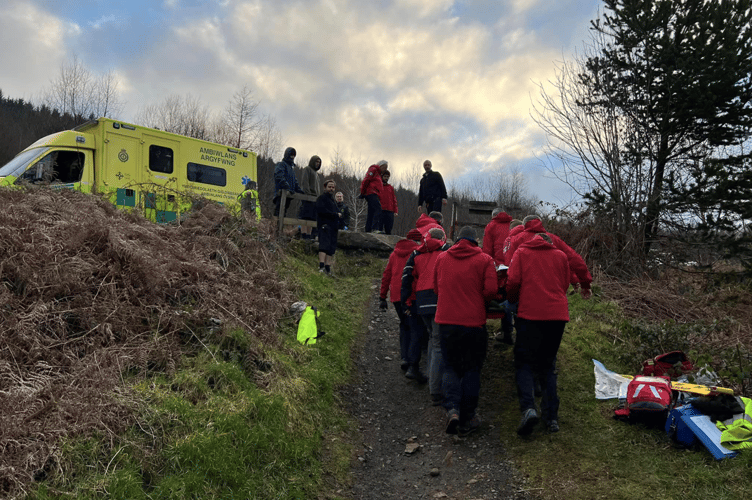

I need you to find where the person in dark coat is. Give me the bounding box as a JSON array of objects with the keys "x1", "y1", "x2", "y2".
[
  {"x1": 273, "y1": 147, "x2": 303, "y2": 217},
  {"x1": 418, "y1": 160, "x2": 448, "y2": 214},
  {"x1": 299, "y1": 155, "x2": 323, "y2": 240},
  {"x1": 506, "y1": 233, "x2": 575, "y2": 435},
  {"x1": 335, "y1": 191, "x2": 350, "y2": 230},
  {"x1": 433, "y1": 226, "x2": 498, "y2": 436},
  {"x1": 316, "y1": 179, "x2": 339, "y2": 275}
]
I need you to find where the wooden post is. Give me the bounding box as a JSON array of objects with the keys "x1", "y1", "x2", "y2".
[{"x1": 277, "y1": 190, "x2": 287, "y2": 236}]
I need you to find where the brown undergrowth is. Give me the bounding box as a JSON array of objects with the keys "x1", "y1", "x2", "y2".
[
  {"x1": 595, "y1": 265, "x2": 752, "y2": 395},
  {"x1": 0, "y1": 187, "x2": 294, "y2": 497}
]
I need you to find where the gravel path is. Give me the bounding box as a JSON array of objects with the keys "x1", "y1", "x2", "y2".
[{"x1": 342, "y1": 285, "x2": 531, "y2": 500}]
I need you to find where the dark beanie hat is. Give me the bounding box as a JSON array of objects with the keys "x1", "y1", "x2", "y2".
[
  {"x1": 406, "y1": 229, "x2": 423, "y2": 241},
  {"x1": 458, "y1": 226, "x2": 476, "y2": 242}
]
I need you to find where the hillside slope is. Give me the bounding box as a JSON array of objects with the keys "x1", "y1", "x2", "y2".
[{"x1": 0, "y1": 187, "x2": 294, "y2": 496}]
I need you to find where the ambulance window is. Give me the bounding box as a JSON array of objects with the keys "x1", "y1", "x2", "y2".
[
  {"x1": 149, "y1": 145, "x2": 173, "y2": 174},
  {"x1": 18, "y1": 150, "x2": 85, "y2": 184},
  {"x1": 187, "y1": 162, "x2": 226, "y2": 186}
]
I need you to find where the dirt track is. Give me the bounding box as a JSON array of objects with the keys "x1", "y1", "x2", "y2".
[{"x1": 342, "y1": 284, "x2": 530, "y2": 500}]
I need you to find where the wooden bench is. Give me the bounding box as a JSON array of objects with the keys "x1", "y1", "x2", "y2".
[{"x1": 276, "y1": 190, "x2": 318, "y2": 238}]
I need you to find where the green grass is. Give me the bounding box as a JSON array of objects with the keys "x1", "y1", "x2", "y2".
[
  {"x1": 25, "y1": 246, "x2": 751, "y2": 500},
  {"x1": 27, "y1": 244, "x2": 384, "y2": 500},
  {"x1": 494, "y1": 289, "x2": 752, "y2": 500}
]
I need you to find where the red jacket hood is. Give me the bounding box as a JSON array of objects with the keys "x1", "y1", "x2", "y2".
[
  {"x1": 447, "y1": 238, "x2": 482, "y2": 259},
  {"x1": 417, "y1": 236, "x2": 444, "y2": 253},
  {"x1": 520, "y1": 235, "x2": 557, "y2": 252},
  {"x1": 490, "y1": 212, "x2": 513, "y2": 226},
  {"x1": 394, "y1": 239, "x2": 418, "y2": 257},
  {"x1": 524, "y1": 219, "x2": 546, "y2": 234},
  {"x1": 416, "y1": 214, "x2": 442, "y2": 233},
  {"x1": 509, "y1": 225, "x2": 525, "y2": 238}
]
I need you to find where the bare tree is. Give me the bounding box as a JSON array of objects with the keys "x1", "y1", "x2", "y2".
[
  {"x1": 531, "y1": 32, "x2": 647, "y2": 244},
  {"x1": 446, "y1": 165, "x2": 536, "y2": 219},
  {"x1": 329, "y1": 147, "x2": 368, "y2": 231},
  {"x1": 136, "y1": 94, "x2": 211, "y2": 139},
  {"x1": 44, "y1": 54, "x2": 93, "y2": 119},
  {"x1": 393, "y1": 160, "x2": 423, "y2": 195},
  {"x1": 252, "y1": 114, "x2": 283, "y2": 160},
  {"x1": 218, "y1": 85, "x2": 261, "y2": 149},
  {"x1": 92, "y1": 70, "x2": 124, "y2": 118}
]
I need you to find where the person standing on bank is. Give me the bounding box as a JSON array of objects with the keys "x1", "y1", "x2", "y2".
[
  {"x1": 418, "y1": 160, "x2": 448, "y2": 214},
  {"x1": 335, "y1": 192, "x2": 350, "y2": 230},
  {"x1": 360, "y1": 160, "x2": 388, "y2": 232},
  {"x1": 299, "y1": 155, "x2": 323, "y2": 240},
  {"x1": 316, "y1": 179, "x2": 339, "y2": 275},
  {"x1": 273, "y1": 147, "x2": 303, "y2": 217},
  {"x1": 378, "y1": 170, "x2": 398, "y2": 235}
]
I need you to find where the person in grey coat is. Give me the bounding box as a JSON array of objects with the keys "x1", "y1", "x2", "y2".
[{"x1": 299, "y1": 155, "x2": 323, "y2": 240}]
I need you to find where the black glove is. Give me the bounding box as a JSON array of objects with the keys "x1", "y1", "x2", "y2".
[
  {"x1": 403, "y1": 303, "x2": 411, "y2": 316},
  {"x1": 379, "y1": 299, "x2": 388, "y2": 310}
]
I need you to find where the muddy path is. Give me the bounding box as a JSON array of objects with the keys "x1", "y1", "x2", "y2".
[{"x1": 341, "y1": 285, "x2": 532, "y2": 500}]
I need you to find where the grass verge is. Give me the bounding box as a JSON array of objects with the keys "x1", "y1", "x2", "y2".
[
  {"x1": 491, "y1": 287, "x2": 752, "y2": 500},
  {"x1": 26, "y1": 243, "x2": 384, "y2": 500}
]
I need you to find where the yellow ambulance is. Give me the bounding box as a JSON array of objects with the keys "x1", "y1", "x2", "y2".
[{"x1": 0, "y1": 117, "x2": 257, "y2": 222}]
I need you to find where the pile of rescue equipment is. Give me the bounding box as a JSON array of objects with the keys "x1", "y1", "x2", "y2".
[{"x1": 594, "y1": 351, "x2": 751, "y2": 460}]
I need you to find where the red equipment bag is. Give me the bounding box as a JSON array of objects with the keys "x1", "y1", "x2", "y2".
[
  {"x1": 614, "y1": 375, "x2": 673, "y2": 424},
  {"x1": 642, "y1": 351, "x2": 695, "y2": 378}
]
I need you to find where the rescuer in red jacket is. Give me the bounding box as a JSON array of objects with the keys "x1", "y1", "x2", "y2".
[
  {"x1": 482, "y1": 208, "x2": 515, "y2": 344},
  {"x1": 401, "y1": 227, "x2": 449, "y2": 405},
  {"x1": 506, "y1": 216, "x2": 592, "y2": 299},
  {"x1": 506, "y1": 233, "x2": 574, "y2": 436},
  {"x1": 482, "y1": 208, "x2": 514, "y2": 263},
  {"x1": 432, "y1": 226, "x2": 498, "y2": 436},
  {"x1": 379, "y1": 229, "x2": 423, "y2": 373},
  {"x1": 360, "y1": 160, "x2": 388, "y2": 233},
  {"x1": 378, "y1": 170, "x2": 398, "y2": 235}
]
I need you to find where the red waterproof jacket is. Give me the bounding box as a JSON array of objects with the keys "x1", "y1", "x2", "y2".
[
  {"x1": 360, "y1": 164, "x2": 383, "y2": 197},
  {"x1": 380, "y1": 239, "x2": 418, "y2": 302},
  {"x1": 502, "y1": 224, "x2": 525, "y2": 265},
  {"x1": 482, "y1": 211, "x2": 513, "y2": 263},
  {"x1": 433, "y1": 239, "x2": 498, "y2": 327},
  {"x1": 506, "y1": 219, "x2": 592, "y2": 289},
  {"x1": 379, "y1": 182, "x2": 398, "y2": 213},
  {"x1": 401, "y1": 237, "x2": 444, "y2": 312},
  {"x1": 506, "y1": 236, "x2": 571, "y2": 321}
]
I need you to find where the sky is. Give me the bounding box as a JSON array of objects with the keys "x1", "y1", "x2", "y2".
[{"x1": 0, "y1": 0, "x2": 602, "y2": 207}]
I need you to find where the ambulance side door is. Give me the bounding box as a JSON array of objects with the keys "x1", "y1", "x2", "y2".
[{"x1": 142, "y1": 134, "x2": 180, "y2": 223}]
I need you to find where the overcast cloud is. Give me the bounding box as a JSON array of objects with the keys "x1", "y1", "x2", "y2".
[{"x1": 0, "y1": 0, "x2": 600, "y2": 205}]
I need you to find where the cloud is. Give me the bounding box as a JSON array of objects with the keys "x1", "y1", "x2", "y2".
[
  {"x1": 88, "y1": 14, "x2": 119, "y2": 30},
  {"x1": 3, "y1": 0, "x2": 600, "y2": 204},
  {"x1": 0, "y1": 1, "x2": 71, "y2": 100}
]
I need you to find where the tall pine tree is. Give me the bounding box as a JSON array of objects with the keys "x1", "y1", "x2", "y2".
[{"x1": 588, "y1": 0, "x2": 752, "y2": 257}]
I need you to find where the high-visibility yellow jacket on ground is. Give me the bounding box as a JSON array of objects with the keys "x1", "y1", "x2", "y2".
[
  {"x1": 717, "y1": 396, "x2": 752, "y2": 451},
  {"x1": 297, "y1": 306, "x2": 320, "y2": 345}
]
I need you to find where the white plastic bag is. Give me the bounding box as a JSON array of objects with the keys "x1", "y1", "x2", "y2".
[{"x1": 593, "y1": 359, "x2": 632, "y2": 400}]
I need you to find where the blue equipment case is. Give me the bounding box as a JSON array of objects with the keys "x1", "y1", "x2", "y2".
[{"x1": 665, "y1": 404, "x2": 737, "y2": 460}]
